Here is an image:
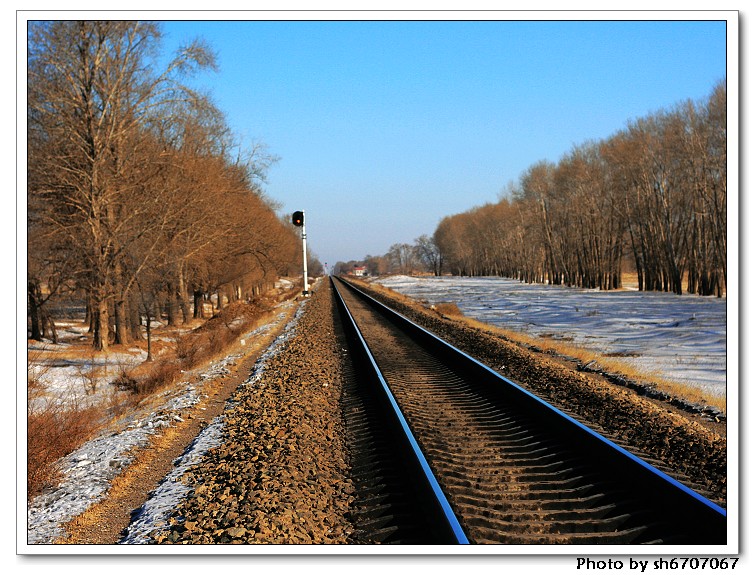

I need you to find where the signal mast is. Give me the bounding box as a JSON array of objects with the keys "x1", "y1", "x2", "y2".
[{"x1": 291, "y1": 210, "x2": 309, "y2": 296}]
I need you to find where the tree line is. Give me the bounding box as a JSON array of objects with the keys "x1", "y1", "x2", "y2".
[
  {"x1": 27, "y1": 21, "x2": 306, "y2": 351},
  {"x1": 333, "y1": 235, "x2": 441, "y2": 278},
  {"x1": 342, "y1": 81, "x2": 726, "y2": 297}
]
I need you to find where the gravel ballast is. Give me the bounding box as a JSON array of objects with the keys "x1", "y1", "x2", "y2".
[{"x1": 149, "y1": 280, "x2": 355, "y2": 544}]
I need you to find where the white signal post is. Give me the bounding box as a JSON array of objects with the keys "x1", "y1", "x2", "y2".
[
  {"x1": 292, "y1": 210, "x2": 309, "y2": 296},
  {"x1": 301, "y1": 212, "x2": 309, "y2": 296}
]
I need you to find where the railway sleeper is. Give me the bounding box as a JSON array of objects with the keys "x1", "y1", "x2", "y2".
[
  {"x1": 442, "y1": 474, "x2": 597, "y2": 496},
  {"x1": 351, "y1": 502, "x2": 412, "y2": 523},
  {"x1": 422, "y1": 444, "x2": 561, "y2": 462},
  {"x1": 467, "y1": 503, "x2": 622, "y2": 523},
  {"x1": 348, "y1": 444, "x2": 402, "y2": 466},
  {"x1": 453, "y1": 490, "x2": 611, "y2": 511},
  {"x1": 472, "y1": 525, "x2": 649, "y2": 545},
  {"x1": 429, "y1": 457, "x2": 588, "y2": 479},
  {"x1": 426, "y1": 451, "x2": 582, "y2": 472},
  {"x1": 464, "y1": 511, "x2": 635, "y2": 535},
  {"x1": 419, "y1": 440, "x2": 539, "y2": 458},
  {"x1": 450, "y1": 482, "x2": 603, "y2": 502},
  {"x1": 406, "y1": 422, "x2": 535, "y2": 443},
  {"x1": 350, "y1": 523, "x2": 402, "y2": 544},
  {"x1": 353, "y1": 512, "x2": 417, "y2": 535},
  {"x1": 351, "y1": 490, "x2": 392, "y2": 508},
  {"x1": 428, "y1": 465, "x2": 593, "y2": 488}
]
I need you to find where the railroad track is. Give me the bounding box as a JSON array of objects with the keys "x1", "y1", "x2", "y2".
[{"x1": 331, "y1": 276, "x2": 727, "y2": 545}]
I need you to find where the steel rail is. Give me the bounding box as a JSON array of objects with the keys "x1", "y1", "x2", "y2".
[
  {"x1": 332, "y1": 277, "x2": 470, "y2": 544},
  {"x1": 333, "y1": 276, "x2": 727, "y2": 545}
]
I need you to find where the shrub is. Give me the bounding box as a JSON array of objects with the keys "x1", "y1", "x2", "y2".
[
  {"x1": 27, "y1": 400, "x2": 101, "y2": 498},
  {"x1": 432, "y1": 302, "x2": 463, "y2": 317},
  {"x1": 111, "y1": 368, "x2": 140, "y2": 393},
  {"x1": 134, "y1": 359, "x2": 181, "y2": 396}
]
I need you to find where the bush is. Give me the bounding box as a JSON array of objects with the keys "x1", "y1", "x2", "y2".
[
  {"x1": 134, "y1": 360, "x2": 181, "y2": 396},
  {"x1": 27, "y1": 401, "x2": 101, "y2": 498},
  {"x1": 432, "y1": 302, "x2": 463, "y2": 317},
  {"x1": 111, "y1": 369, "x2": 140, "y2": 393}
]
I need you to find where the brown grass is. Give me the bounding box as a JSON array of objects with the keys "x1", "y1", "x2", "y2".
[
  {"x1": 431, "y1": 302, "x2": 463, "y2": 317},
  {"x1": 461, "y1": 316, "x2": 726, "y2": 412},
  {"x1": 27, "y1": 404, "x2": 103, "y2": 497},
  {"x1": 111, "y1": 299, "x2": 274, "y2": 399},
  {"x1": 27, "y1": 354, "x2": 104, "y2": 498}
]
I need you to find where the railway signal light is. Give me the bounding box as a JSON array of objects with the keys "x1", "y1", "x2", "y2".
[{"x1": 291, "y1": 210, "x2": 309, "y2": 296}]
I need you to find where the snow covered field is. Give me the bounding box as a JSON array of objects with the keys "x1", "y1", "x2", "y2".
[
  {"x1": 375, "y1": 275, "x2": 728, "y2": 399},
  {"x1": 28, "y1": 321, "x2": 149, "y2": 412}
]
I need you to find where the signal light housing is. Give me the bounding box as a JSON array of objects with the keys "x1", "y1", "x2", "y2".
[{"x1": 292, "y1": 211, "x2": 304, "y2": 227}]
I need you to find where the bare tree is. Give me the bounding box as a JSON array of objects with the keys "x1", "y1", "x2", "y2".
[
  {"x1": 387, "y1": 243, "x2": 419, "y2": 275},
  {"x1": 28, "y1": 21, "x2": 218, "y2": 350},
  {"x1": 428, "y1": 82, "x2": 725, "y2": 296},
  {"x1": 414, "y1": 234, "x2": 443, "y2": 275}
]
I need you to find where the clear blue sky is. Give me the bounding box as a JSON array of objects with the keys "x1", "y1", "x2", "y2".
[{"x1": 156, "y1": 16, "x2": 729, "y2": 270}]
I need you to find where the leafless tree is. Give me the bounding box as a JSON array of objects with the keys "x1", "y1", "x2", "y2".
[
  {"x1": 429, "y1": 82, "x2": 725, "y2": 296},
  {"x1": 27, "y1": 20, "x2": 309, "y2": 354},
  {"x1": 28, "y1": 21, "x2": 218, "y2": 349},
  {"x1": 414, "y1": 234, "x2": 443, "y2": 275}
]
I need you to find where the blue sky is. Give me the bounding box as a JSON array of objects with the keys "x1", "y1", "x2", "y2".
[{"x1": 156, "y1": 16, "x2": 729, "y2": 270}]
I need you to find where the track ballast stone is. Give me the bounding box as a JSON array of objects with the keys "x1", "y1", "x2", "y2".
[{"x1": 151, "y1": 281, "x2": 356, "y2": 544}]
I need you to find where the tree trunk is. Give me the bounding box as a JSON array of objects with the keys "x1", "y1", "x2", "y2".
[
  {"x1": 93, "y1": 295, "x2": 110, "y2": 352},
  {"x1": 193, "y1": 290, "x2": 204, "y2": 319},
  {"x1": 43, "y1": 313, "x2": 58, "y2": 344},
  {"x1": 114, "y1": 297, "x2": 130, "y2": 345},
  {"x1": 129, "y1": 290, "x2": 143, "y2": 341},
  {"x1": 145, "y1": 314, "x2": 153, "y2": 362},
  {"x1": 166, "y1": 284, "x2": 178, "y2": 326},
  {"x1": 177, "y1": 265, "x2": 190, "y2": 323},
  {"x1": 28, "y1": 279, "x2": 43, "y2": 341},
  {"x1": 113, "y1": 261, "x2": 131, "y2": 345}
]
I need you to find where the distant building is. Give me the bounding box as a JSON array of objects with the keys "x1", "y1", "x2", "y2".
[{"x1": 353, "y1": 266, "x2": 367, "y2": 277}]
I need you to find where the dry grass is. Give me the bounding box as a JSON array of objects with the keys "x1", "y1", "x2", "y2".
[
  {"x1": 27, "y1": 353, "x2": 104, "y2": 497},
  {"x1": 27, "y1": 403, "x2": 103, "y2": 497},
  {"x1": 461, "y1": 315, "x2": 725, "y2": 412},
  {"x1": 618, "y1": 271, "x2": 726, "y2": 297},
  {"x1": 103, "y1": 299, "x2": 274, "y2": 400},
  {"x1": 431, "y1": 302, "x2": 463, "y2": 317}
]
